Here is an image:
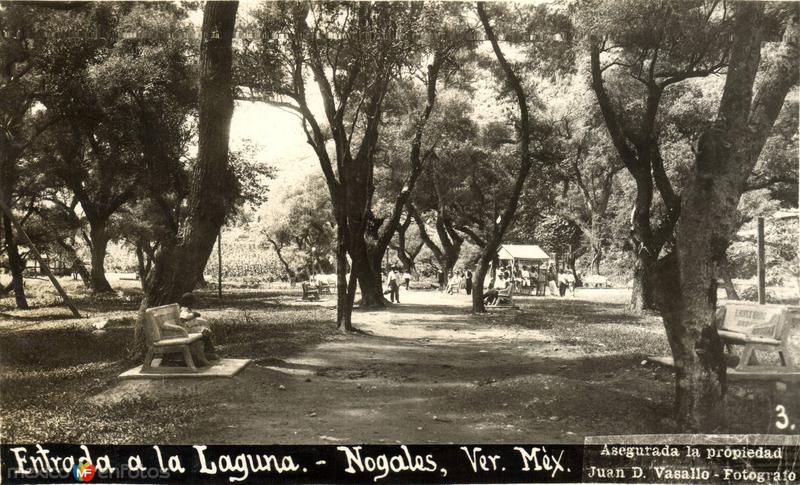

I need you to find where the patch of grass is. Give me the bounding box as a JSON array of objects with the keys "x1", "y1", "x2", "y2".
[
  {"x1": 3, "y1": 392, "x2": 194, "y2": 443},
  {"x1": 208, "y1": 306, "x2": 334, "y2": 360},
  {"x1": 0, "y1": 327, "x2": 131, "y2": 369},
  {"x1": 504, "y1": 300, "x2": 671, "y2": 356},
  {"x1": 0, "y1": 293, "x2": 336, "y2": 443}
]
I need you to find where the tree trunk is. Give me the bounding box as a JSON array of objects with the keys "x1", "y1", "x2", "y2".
[
  {"x1": 658, "y1": 3, "x2": 798, "y2": 431},
  {"x1": 88, "y1": 221, "x2": 113, "y2": 293},
  {"x1": 73, "y1": 256, "x2": 92, "y2": 288},
  {"x1": 591, "y1": 252, "x2": 601, "y2": 275},
  {"x1": 627, "y1": 168, "x2": 659, "y2": 312},
  {"x1": 471, "y1": 254, "x2": 491, "y2": 312},
  {"x1": 143, "y1": 0, "x2": 238, "y2": 308},
  {"x1": 353, "y1": 225, "x2": 386, "y2": 308},
  {"x1": 391, "y1": 216, "x2": 417, "y2": 273},
  {"x1": 135, "y1": 243, "x2": 147, "y2": 286},
  {"x1": 436, "y1": 218, "x2": 463, "y2": 284},
  {"x1": 660, "y1": 191, "x2": 730, "y2": 432},
  {"x1": 630, "y1": 251, "x2": 656, "y2": 311},
  {"x1": 268, "y1": 238, "x2": 296, "y2": 282},
  {"x1": 135, "y1": 240, "x2": 157, "y2": 288},
  {"x1": 590, "y1": 235, "x2": 603, "y2": 275},
  {"x1": 590, "y1": 34, "x2": 679, "y2": 314},
  {"x1": 568, "y1": 255, "x2": 581, "y2": 286},
  {"x1": 134, "y1": 1, "x2": 238, "y2": 356},
  {"x1": 411, "y1": 207, "x2": 463, "y2": 291},
  {"x1": 0, "y1": 150, "x2": 28, "y2": 309},
  {"x1": 335, "y1": 218, "x2": 355, "y2": 331},
  {"x1": 472, "y1": 3, "x2": 536, "y2": 312},
  {"x1": 2, "y1": 212, "x2": 29, "y2": 309},
  {"x1": 395, "y1": 245, "x2": 415, "y2": 274}
]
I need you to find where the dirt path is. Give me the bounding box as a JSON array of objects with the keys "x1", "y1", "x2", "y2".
[{"x1": 99, "y1": 290, "x2": 673, "y2": 444}]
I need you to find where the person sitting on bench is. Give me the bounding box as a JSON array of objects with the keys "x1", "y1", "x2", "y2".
[
  {"x1": 483, "y1": 271, "x2": 509, "y2": 305},
  {"x1": 179, "y1": 292, "x2": 220, "y2": 362},
  {"x1": 446, "y1": 272, "x2": 462, "y2": 294}
]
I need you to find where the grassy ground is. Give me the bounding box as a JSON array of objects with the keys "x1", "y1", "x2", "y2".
[
  {"x1": 0, "y1": 278, "x2": 334, "y2": 443},
  {"x1": 1, "y1": 277, "x2": 797, "y2": 444}
]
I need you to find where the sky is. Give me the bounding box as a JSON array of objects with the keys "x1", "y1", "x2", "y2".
[{"x1": 229, "y1": 100, "x2": 317, "y2": 180}]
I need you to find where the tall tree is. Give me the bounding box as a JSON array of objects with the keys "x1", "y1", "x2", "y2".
[
  {"x1": 472, "y1": 3, "x2": 541, "y2": 312},
  {"x1": 240, "y1": 2, "x2": 422, "y2": 329},
  {"x1": 552, "y1": 90, "x2": 624, "y2": 275},
  {"x1": 655, "y1": 3, "x2": 799, "y2": 431},
  {"x1": 31, "y1": 2, "x2": 196, "y2": 292},
  {"x1": 143, "y1": 1, "x2": 239, "y2": 307},
  {"x1": 365, "y1": 4, "x2": 476, "y2": 299},
  {"x1": 585, "y1": 0, "x2": 733, "y2": 311},
  {"x1": 380, "y1": 90, "x2": 478, "y2": 287},
  {"x1": 0, "y1": 3, "x2": 55, "y2": 308}
]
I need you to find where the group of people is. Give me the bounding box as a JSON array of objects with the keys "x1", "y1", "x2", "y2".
[
  {"x1": 446, "y1": 270, "x2": 473, "y2": 295},
  {"x1": 384, "y1": 262, "x2": 576, "y2": 304},
  {"x1": 498, "y1": 263, "x2": 578, "y2": 297},
  {"x1": 383, "y1": 268, "x2": 412, "y2": 303},
  {"x1": 442, "y1": 263, "x2": 577, "y2": 299}
]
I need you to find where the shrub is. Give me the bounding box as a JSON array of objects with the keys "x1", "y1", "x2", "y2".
[{"x1": 738, "y1": 286, "x2": 780, "y2": 303}]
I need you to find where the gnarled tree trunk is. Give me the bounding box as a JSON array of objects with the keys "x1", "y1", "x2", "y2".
[
  {"x1": 472, "y1": 3, "x2": 536, "y2": 312},
  {"x1": 658, "y1": 4, "x2": 798, "y2": 431},
  {"x1": 630, "y1": 251, "x2": 656, "y2": 311},
  {"x1": 88, "y1": 220, "x2": 113, "y2": 293},
  {"x1": 410, "y1": 205, "x2": 464, "y2": 291},
  {"x1": 2, "y1": 212, "x2": 28, "y2": 309},
  {"x1": 363, "y1": 53, "x2": 445, "y2": 304}
]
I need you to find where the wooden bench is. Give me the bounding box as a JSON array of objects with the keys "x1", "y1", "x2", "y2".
[
  {"x1": 717, "y1": 302, "x2": 797, "y2": 371},
  {"x1": 301, "y1": 282, "x2": 320, "y2": 300},
  {"x1": 143, "y1": 304, "x2": 204, "y2": 372},
  {"x1": 492, "y1": 284, "x2": 515, "y2": 307}
]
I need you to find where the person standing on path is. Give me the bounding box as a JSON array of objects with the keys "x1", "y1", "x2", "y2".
[
  {"x1": 388, "y1": 267, "x2": 400, "y2": 303},
  {"x1": 547, "y1": 266, "x2": 558, "y2": 296},
  {"x1": 465, "y1": 269, "x2": 473, "y2": 295},
  {"x1": 402, "y1": 270, "x2": 412, "y2": 290}
]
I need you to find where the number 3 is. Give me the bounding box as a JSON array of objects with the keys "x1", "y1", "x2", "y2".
[{"x1": 775, "y1": 405, "x2": 789, "y2": 430}]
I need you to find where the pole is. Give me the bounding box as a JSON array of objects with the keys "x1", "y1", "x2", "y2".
[
  {"x1": 0, "y1": 192, "x2": 81, "y2": 318},
  {"x1": 217, "y1": 230, "x2": 222, "y2": 299},
  {"x1": 757, "y1": 216, "x2": 765, "y2": 305}
]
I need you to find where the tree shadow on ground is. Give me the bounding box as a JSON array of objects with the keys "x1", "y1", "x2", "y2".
[
  {"x1": 511, "y1": 299, "x2": 650, "y2": 327},
  {"x1": 210, "y1": 329, "x2": 678, "y2": 442},
  {"x1": 0, "y1": 326, "x2": 133, "y2": 368},
  {"x1": 0, "y1": 311, "x2": 84, "y2": 322},
  {"x1": 373, "y1": 302, "x2": 471, "y2": 317}
]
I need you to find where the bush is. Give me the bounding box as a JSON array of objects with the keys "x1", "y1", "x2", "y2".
[{"x1": 738, "y1": 286, "x2": 780, "y2": 303}]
